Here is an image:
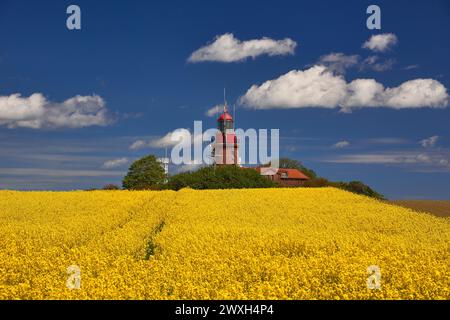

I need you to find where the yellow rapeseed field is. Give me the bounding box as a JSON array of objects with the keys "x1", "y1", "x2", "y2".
[{"x1": 0, "y1": 188, "x2": 448, "y2": 300}]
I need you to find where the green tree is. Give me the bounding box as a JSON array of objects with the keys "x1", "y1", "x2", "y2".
[
  {"x1": 334, "y1": 181, "x2": 385, "y2": 200},
  {"x1": 304, "y1": 179, "x2": 385, "y2": 200},
  {"x1": 167, "y1": 165, "x2": 276, "y2": 191},
  {"x1": 122, "y1": 155, "x2": 166, "y2": 190},
  {"x1": 103, "y1": 183, "x2": 120, "y2": 190}
]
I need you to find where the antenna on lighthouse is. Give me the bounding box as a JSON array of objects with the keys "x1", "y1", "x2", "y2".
[
  {"x1": 233, "y1": 104, "x2": 236, "y2": 129},
  {"x1": 223, "y1": 88, "x2": 228, "y2": 112}
]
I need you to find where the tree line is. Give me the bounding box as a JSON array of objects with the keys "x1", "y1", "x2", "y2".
[{"x1": 103, "y1": 155, "x2": 384, "y2": 200}]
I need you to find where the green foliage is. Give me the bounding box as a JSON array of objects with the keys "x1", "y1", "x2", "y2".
[
  {"x1": 262, "y1": 157, "x2": 383, "y2": 199},
  {"x1": 167, "y1": 165, "x2": 276, "y2": 191},
  {"x1": 103, "y1": 184, "x2": 120, "y2": 190},
  {"x1": 121, "y1": 154, "x2": 383, "y2": 199},
  {"x1": 144, "y1": 219, "x2": 165, "y2": 260},
  {"x1": 334, "y1": 181, "x2": 385, "y2": 200},
  {"x1": 122, "y1": 155, "x2": 166, "y2": 190},
  {"x1": 303, "y1": 177, "x2": 331, "y2": 188},
  {"x1": 304, "y1": 178, "x2": 384, "y2": 200}
]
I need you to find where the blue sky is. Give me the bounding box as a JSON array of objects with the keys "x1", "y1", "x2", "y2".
[{"x1": 0, "y1": 0, "x2": 450, "y2": 199}]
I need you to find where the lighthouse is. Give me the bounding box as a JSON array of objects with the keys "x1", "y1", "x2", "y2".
[{"x1": 211, "y1": 103, "x2": 239, "y2": 166}]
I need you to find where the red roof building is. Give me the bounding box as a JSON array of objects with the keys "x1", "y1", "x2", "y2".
[{"x1": 254, "y1": 167, "x2": 310, "y2": 187}]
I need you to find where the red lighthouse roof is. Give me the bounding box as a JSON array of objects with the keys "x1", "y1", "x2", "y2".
[
  {"x1": 217, "y1": 104, "x2": 233, "y2": 121},
  {"x1": 218, "y1": 111, "x2": 233, "y2": 121}
]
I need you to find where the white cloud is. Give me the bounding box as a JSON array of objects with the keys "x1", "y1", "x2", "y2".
[
  {"x1": 0, "y1": 167, "x2": 123, "y2": 177},
  {"x1": 317, "y1": 53, "x2": 359, "y2": 74},
  {"x1": 365, "y1": 138, "x2": 408, "y2": 145},
  {"x1": 129, "y1": 132, "x2": 180, "y2": 149},
  {"x1": 102, "y1": 157, "x2": 129, "y2": 169},
  {"x1": 129, "y1": 132, "x2": 180, "y2": 150},
  {"x1": 239, "y1": 65, "x2": 449, "y2": 112},
  {"x1": 150, "y1": 130, "x2": 189, "y2": 148},
  {"x1": 415, "y1": 153, "x2": 432, "y2": 163},
  {"x1": 326, "y1": 154, "x2": 402, "y2": 164},
  {"x1": 129, "y1": 129, "x2": 205, "y2": 150},
  {"x1": 0, "y1": 93, "x2": 112, "y2": 129},
  {"x1": 188, "y1": 33, "x2": 297, "y2": 63},
  {"x1": 420, "y1": 135, "x2": 439, "y2": 148},
  {"x1": 381, "y1": 80, "x2": 448, "y2": 108},
  {"x1": 362, "y1": 33, "x2": 398, "y2": 52},
  {"x1": 404, "y1": 64, "x2": 419, "y2": 70},
  {"x1": 325, "y1": 151, "x2": 450, "y2": 169},
  {"x1": 341, "y1": 78, "x2": 385, "y2": 111},
  {"x1": 316, "y1": 53, "x2": 394, "y2": 73},
  {"x1": 240, "y1": 66, "x2": 348, "y2": 109},
  {"x1": 362, "y1": 55, "x2": 395, "y2": 72},
  {"x1": 129, "y1": 139, "x2": 147, "y2": 150},
  {"x1": 333, "y1": 140, "x2": 350, "y2": 148},
  {"x1": 205, "y1": 105, "x2": 222, "y2": 117}
]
